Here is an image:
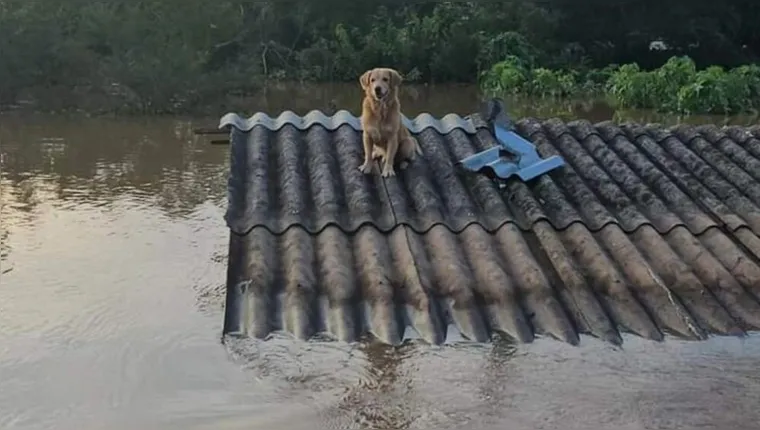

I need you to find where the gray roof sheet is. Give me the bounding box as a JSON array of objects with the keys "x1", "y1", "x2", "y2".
[{"x1": 220, "y1": 109, "x2": 760, "y2": 345}]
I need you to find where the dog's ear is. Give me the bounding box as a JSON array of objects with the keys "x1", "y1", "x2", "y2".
[
  {"x1": 389, "y1": 69, "x2": 403, "y2": 87},
  {"x1": 359, "y1": 70, "x2": 372, "y2": 90}
]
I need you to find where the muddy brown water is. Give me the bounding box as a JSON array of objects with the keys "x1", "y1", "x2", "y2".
[{"x1": 2, "y1": 84, "x2": 760, "y2": 430}]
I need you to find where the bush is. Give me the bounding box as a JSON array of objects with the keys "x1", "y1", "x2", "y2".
[
  {"x1": 480, "y1": 56, "x2": 531, "y2": 94},
  {"x1": 483, "y1": 54, "x2": 760, "y2": 115},
  {"x1": 607, "y1": 56, "x2": 760, "y2": 114},
  {"x1": 480, "y1": 56, "x2": 601, "y2": 99}
]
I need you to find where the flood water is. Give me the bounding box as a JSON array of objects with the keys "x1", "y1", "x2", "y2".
[{"x1": 2, "y1": 84, "x2": 760, "y2": 430}]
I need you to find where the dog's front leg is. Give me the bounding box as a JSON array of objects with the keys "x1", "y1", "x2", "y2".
[
  {"x1": 381, "y1": 135, "x2": 398, "y2": 177},
  {"x1": 358, "y1": 129, "x2": 375, "y2": 174}
]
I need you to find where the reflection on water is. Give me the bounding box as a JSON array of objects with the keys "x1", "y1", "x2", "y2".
[
  {"x1": 224, "y1": 334, "x2": 760, "y2": 430},
  {"x1": 1, "y1": 89, "x2": 760, "y2": 430}
]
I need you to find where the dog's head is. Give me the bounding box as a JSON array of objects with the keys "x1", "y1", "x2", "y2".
[{"x1": 360, "y1": 68, "x2": 402, "y2": 102}]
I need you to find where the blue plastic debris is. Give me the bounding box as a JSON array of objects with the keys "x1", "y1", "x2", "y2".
[{"x1": 457, "y1": 98, "x2": 565, "y2": 182}]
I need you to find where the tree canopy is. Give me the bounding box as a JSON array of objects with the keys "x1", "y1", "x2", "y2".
[{"x1": 1, "y1": 1, "x2": 757, "y2": 112}]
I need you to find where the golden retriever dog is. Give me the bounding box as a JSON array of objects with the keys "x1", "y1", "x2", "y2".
[{"x1": 358, "y1": 67, "x2": 422, "y2": 177}]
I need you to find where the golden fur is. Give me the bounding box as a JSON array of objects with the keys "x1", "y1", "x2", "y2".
[{"x1": 358, "y1": 67, "x2": 422, "y2": 177}]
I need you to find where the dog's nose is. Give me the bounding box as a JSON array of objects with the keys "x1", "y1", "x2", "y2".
[{"x1": 374, "y1": 87, "x2": 383, "y2": 96}]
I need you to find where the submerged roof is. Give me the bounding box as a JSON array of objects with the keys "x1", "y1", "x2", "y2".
[{"x1": 219, "y1": 109, "x2": 760, "y2": 346}]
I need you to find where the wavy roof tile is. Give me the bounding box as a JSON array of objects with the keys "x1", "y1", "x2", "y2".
[{"x1": 219, "y1": 109, "x2": 760, "y2": 346}]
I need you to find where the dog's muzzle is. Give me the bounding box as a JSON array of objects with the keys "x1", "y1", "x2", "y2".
[{"x1": 373, "y1": 86, "x2": 385, "y2": 98}]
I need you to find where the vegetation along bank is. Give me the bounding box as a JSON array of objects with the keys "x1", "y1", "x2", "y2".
[{"x1": 1, "y1": 1, "x2": 759, "y2": 115}]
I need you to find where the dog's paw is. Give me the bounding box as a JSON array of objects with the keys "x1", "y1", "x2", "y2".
[
  {"x1": 381, "y1": 166, "x2": 396, "y2": 177},
  {"x1": 358, "y1": 162, "x2": 373, "y2": 174}
]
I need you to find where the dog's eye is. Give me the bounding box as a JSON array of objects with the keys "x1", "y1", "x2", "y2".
[
  {"x1": 382, "y1": 77, "x2": 389, "y2": 82},
  {"x1": 370, "y1": 78, "x2": 375, "y2": 82}
]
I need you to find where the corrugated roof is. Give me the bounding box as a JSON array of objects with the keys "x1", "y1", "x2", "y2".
[{"x1": 219, "y1": 109, "x2": 760, "y2": 346}]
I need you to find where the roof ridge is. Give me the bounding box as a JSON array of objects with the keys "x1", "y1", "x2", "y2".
[{"x1": 218, "y1": 110, "x2": 489, "y2": 134}]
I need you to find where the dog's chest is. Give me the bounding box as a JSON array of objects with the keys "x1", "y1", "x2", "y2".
[
  {"x1": 378, "y1": 121, "x2": 397, "y2": 136},
  {"x1": 377, "y1": 108, "x2": 399, "y2": 134},
  {"x1": 363, "y1": 100, "x2": 399, "y2": 145}
]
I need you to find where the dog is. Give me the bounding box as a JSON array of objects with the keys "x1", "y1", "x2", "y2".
[{"x1": 358, "y1": 67, "x2": 423, "y2": 177}]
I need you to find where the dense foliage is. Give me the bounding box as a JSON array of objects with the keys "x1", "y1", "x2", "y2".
[
  {"x1": 1, "y1": 1, "x2": 759, "y2": 113},
  {"x1": 481, "y1": 56, "x2": 760, "y2": 115},
  {"x1": 607, "y1": 57, "x2": 760, "y2": 115}
]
